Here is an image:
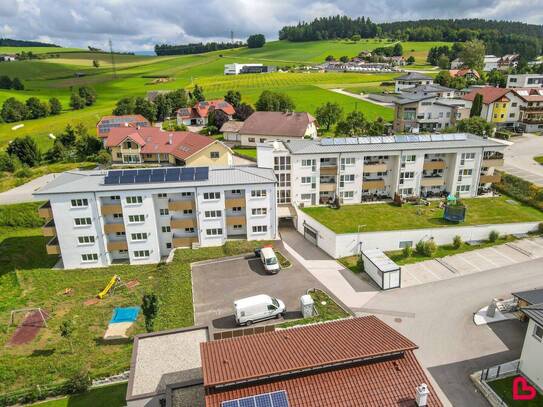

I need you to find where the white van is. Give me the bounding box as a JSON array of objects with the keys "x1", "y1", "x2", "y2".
[
  {"x1": 234, "y1": 294, "x2": 286, "y2": 326},
  {"x1": 255, "y1": 246, "x2": 280, "y2": 274}
]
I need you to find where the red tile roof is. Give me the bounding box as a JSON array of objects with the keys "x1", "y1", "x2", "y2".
[
  {"x1": 104, "y1": 127, "x2": 216, "y2": 160},
  {"x1": 200, "y1": 316, "x2": 417, "y2": 387},
  {"x1": 511, "y1": 88, "x2": 543, "y2": 102},
  {"x1": 463, "y1": 87, "x2": 510, "y2": 104},
  {"x1": 239, "y1": 111, "x2": 316, "y2": 137},
  {"x1": 178, "y1": 99, "x2": 236, "y2": 119},
  {"x1": 205, "y1": 351, "x2": 442, "y2": 407},
  {"x1": 96, "y1": 115, "x2": 150, "y2": 137},
  {"x1": 449, "y1": 69, "x2": 480, "y2": 79}
]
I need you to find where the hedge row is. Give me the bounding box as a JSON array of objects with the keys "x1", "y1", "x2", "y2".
[{"x1": 494, "y1": 172, "x2": 543, "y2": 211}]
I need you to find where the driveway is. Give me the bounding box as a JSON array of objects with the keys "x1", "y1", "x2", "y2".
[
  {"x1": 0, "y1": 173, "x2": 57, "y2": 204},
  {"x1": 503, "y1": 133, "x2": 543, "y2": 186},
  {"x1": 191, "y1": 242, "x2": 326, "y2": 330}
]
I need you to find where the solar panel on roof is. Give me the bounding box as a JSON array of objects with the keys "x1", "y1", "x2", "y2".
[
  {"x1": 104, "y1": 176, "x2": 120, "y2": 185},
  {"x1": 419, "y1": 135, "x2": 431, "y2": 142},
  {"x1": 120, "y1": 174, "x2": 135, "y2": 184},
  {"x1": 395, "y1": 135, "x2": 409, "y2": 143},
  {"x1": 358, "y1": 137, "x2": 370, "y2": 144},
  {"x1": 135, "y1": 174, "x2": 150, "y2": 183},
  {"x1": 442, "y1": 134, "x2": 455, "y2": 141},
  {"x1": 346, "y1": 138, "x2": 358, "y2": 144},
  {"x1": 180, "y1": 172, "x2": 194, "y2": 181},
  {"x1": 166, "y1": 172, "x2": 180, "y2": 182},
  {"x1": 152, "y1": 168, "x2": 166, "y2": 176},
  {"x1": 137, "y1": 169, "x2": 152, "y2": 176},
  {"x1": 239, "y1": 399, "x2": 255, "y2": 407},
  {"x1": 221, "y1": 391, "x2": 289, "y2": 407},
  {"x1": 320, "y1": 138, "x2": 334, "y2": 145},
  {"x1": 382, "y1": 136, "x2": 395, "y2": 143},
  {"x1": 431, "y1": 134, "x2": 443, "y2": 141},
  {"x1": 108, "y1": 170, "x2": 123, "y2": 177},
  {"x1": 454, "y1": 133, "x2": 467, "y2": 140},
  {"x1": 255, "y1": 394, "x2": 273, "y2": 407},
  {"x1": 150, "y1": 173, "x2": 165, "y2": 183}
]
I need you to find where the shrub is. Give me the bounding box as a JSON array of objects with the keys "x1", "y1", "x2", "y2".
[
  {"x1": 356, "y1": 255, "x2": 365, "y2": 273},
  {"x1": 6, "y1": 136, "x2": 41, "y2": 167},
  {"x1": 14, "y1": 166, "x2": 32, "y2": 178},
  {"x1": 0, "y1": 151, "x2": 15, "y2": 172},
  {"x1": 62, "y1": 370, "x2": 91, "y2": 394},
  {"x1": 402, "y1": 245, "x2": 413, "y2": 258},
  {"x1": 415, "y1": 240, "x2": 425, "y2": 255},
  {"x1": 94, "y1": 150, "x2": 111, "y2": 165},
  {"x1": 453, "y1": 235, "x2": 462, "y2": 249},
  {"x1": 423, "y1": 240, "x2": 437, "y2": 257},
  {"x1": 489, "y1": 230, "x2": 499, "y2": 242},
  {"x1": 538, "y1": 222, "x2": 543, "y2": 234}
]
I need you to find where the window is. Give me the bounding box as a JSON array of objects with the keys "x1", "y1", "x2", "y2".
[
  {"x1": 340, "y1": 157, "x2": 356, "y2": 171},
  {"x1": 203, "y1": 192, "x2": 220, "y2": 200},
  {"x1": 278, "y1": 190, "x2": 291, "y2": 204},
  {"x1": 252, "y1": 225, "x2": 268, "y2": 233},
  {"x1": 128, "y1": 214, "x2": 145, "y2": 223},
  {"x1": 340, "y1": 191, "x2": 354, "y2": 198},
  {"x1": 534, "y1": 324, "x2": 543, "y2": 341},
  {"x1": 181, "y1": 192, "x2": 192, "y2": 197},
  {"x1": 231, "y1": 189, "x2": 242, "y2": 195},
  {"x1": 131, "y1": 233, "x2": 148, "y2": 241},
  {"x1": 74, "y1": 217, "x2": 92, "y2": 226},
  {"x1": 456, "y1": 185, "x2": 471, "y2": 193},
  {"x1": 259, "y1": 138, "x2": 266, "y2": 143},
  {"x1": 401, "y1": 171, "x2": 415, "y2": 179},
  {"x1": 210, "y1": 151, "x2": 220, "y2": 159},
  {"x1": 206, "y1": 228, "x2": 223, "y2": 236},
  {"x1": 81, "y1": 253, "x2": 98, "y2": 262},
  {"x1": 277, "y1": 173, "x2": 291, "y2": 187},
  {"x1": 274, "y1": 156, "x2": 291, "y2": 171},
  {"x1": 252, "y1": 208, "x2": 267, "y2": 216},
  {"x1": 233, "y1": 224, "x2": 243, "y2": 229},
  {"x1": 251, "y1": 189, "x2": 267, "y2": 198},
  {"x1": 133, "y1": 250, "x2": 150, "y2": 258},
  {"x1": 301, "y1": 194, "x2": 312, "y2": 200},
  {"x1": 458, "y1": 169, "x2": 473, "y2": 176},
  {"x1": 183, "y1": 209, "x2": 193, "y2": 215},
  {"x1": 78, "y1": 236, "x2": 95, "y2": 245},
  {"x1": 166, "y1": 242, "x2": 172, "y2": 249},
  {"x1": 461, "y1": 152, "x2": 475, "y2": 160},
  {"x1": 116, "y1": 231, "x2": 126, "y2": 236},
  {"x1": 185, "y1": 227, "x2": 195, "y2": 233},
  {"x1": 157, "y1": 193, "x2": 167, "y2": 198},
  {"x1": 204, "y1": 210, "x2": 222, "y2": 218},
  {"x1": 301, "y1": 159, "x2": 315, "y2": 167},
  {"x1": 161, "y1": 226, "x2": 171, "y2": 233},
  {"x1": 160, "y1": 208, "x2": 169, "y2": 216},
  {"x1": 301, "y1": 176, "x2": 312, "y2": 184},
  {"x1": 512, "y1": 102, "x2": 518, "y2": 107},
  {"x1": 126, "y1": 196, "x2": 143, "y2": 204},
  {"x1": 400, "y1": 188, "x2": 413, "y2": 196},
  {"x1": 113, "y1": 213, "x2": 123, "y2": 218},
  {"x1": 402, "y1": 155, "x2": 416, "y2": 163},
  {"x1": 71, "y1": 199, "x2": 88, "y2": 208},
  {"x1": 232, "y1": 206, "x2": 242, "y2": 213},
  {"x1": 110, "y1": 195, "x2": 120, "y2": 200},
  {"x1": 248, "y1": 137, "x2": 255, "y2": 143}
]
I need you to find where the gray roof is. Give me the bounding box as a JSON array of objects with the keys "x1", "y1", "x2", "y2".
[
  {"x1": 522, "y1": 303, "x2": 543, "y2": 326},
  {"x1": 513, "y1": 288, "x2": 543, "y2": 305},
  {"x1": 393, "y1": 94, "x2": 436, "y2": 105},
  {"x1": 402, "y1": 84, "x2": 455, "y2": 94},
  {"x1": 395, "y1": 72, "x2": 433, "y2": 81},
  {"x1": 283, "y1": 133, "x2": 506, "y2": 155},
  {"x1": 34, "y1": 166, "x2": 276, "y2": 195}
]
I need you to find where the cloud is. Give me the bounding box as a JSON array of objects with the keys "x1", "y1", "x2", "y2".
[{"x1": 0, "y1": 0, "x2": 540, "y2": 51}]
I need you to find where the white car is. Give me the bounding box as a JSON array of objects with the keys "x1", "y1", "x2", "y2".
[
  {"x1": 255, "y1": 246, "x2": 280, "y2": 274},
  {"x1": 234, "y1": 294, "x2": 286, "y2": 326}
]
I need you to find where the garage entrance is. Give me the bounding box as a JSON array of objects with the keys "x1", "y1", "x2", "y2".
[{"x1": 303, "y1": 223, "x2": 318, "y2": 245}]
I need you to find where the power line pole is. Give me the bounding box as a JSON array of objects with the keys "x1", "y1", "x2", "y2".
[{"x1": 109, "y1": 39, "x2": 117, "y2": 79}]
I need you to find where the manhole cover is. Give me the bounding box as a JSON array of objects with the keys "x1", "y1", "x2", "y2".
[{"x1": 394, "y1": 317, "x2": 402, "y2": 323}]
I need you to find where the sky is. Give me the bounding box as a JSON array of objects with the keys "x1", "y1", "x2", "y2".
[{"x1": 0, "y1": 0, "x2": 542, "y2": 52}]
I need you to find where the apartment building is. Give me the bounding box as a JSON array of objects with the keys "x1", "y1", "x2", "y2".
[
  {"x1": 257, "y1": 134, "x2": 506, "y2": 207},
  {"x1": 507, "y1": 74, "x2": 543, "y2": 88},
  {"x1": 34, "y1": 166, "x2": 277, "y2": 269},
  {"x1": 512, "y1": 88, "x2": 543, "y2": 132}
]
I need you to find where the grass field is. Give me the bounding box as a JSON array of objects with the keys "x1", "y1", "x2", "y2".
[
  {"x1": 30, "y1": 383, "x2": 127, "y2": 407},
  {"x1": 0, "y1": 47, "x2": 84, "y2": 55},
  {"x1": 302, "y1": 196, "x2": 543, "y2": 234},
  {"x1": 534, "y1": 156, "x2": 543, "y2": 165},
  {"x1": 233, "y1": 148, "x2": 257, "y2": 159},
  {"x1": 488, "y1": 376, "x2": 543, "y2": 406}
]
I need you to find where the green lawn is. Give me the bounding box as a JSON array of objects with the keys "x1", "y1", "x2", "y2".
[
  {"x1": 0, "y1": 47, "x2": 84, "y2": 55},
  {"x1": 233, "y1": 148, "x2": 257, "y2": 159},
  {"x1": 534, "y1": 156, "x2": 543, "y2": 165},
  {"x1": 302, "y1": 196, "x2": 543, "y2": 234},
  {"x1": 30, "y1": 383, "x2": 127, "y2": 407},
  {"x1": 488, "y1": 376, "x2": 543, "y2": 406}
]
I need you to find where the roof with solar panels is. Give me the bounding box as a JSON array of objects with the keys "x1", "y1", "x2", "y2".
[
  {"x1": 281, "y1": 133, "x2": 506, "y2": 155},
  {"x1": 33, "y1": 166, "x2": 277, "y2": 195}
]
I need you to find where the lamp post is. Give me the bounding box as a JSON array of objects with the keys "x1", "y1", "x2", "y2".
[{"x1": 357, "y1": 224, "x2": 367, "y2": 254}]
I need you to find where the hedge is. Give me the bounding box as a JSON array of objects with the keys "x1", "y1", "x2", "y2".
[{"x1": 494, "y1": 172, "x2": 543, "y2": 211}]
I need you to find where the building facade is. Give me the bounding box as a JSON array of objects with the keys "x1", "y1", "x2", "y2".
[
  {"x1": 507, "y1": 74, "x2": 543, "y2": 88},
  {"x1": 519, "y1": 304, "x2": 543, "y2": 393},
  {"x1": 394, "y1": 72, "x2": 434, "y2": 93},
  {"x1": 257, "y1": 134, "x2": 506, "y2": 207},
  {"x1": 35, "y1": 167, "x2": 277, "y2": 269}
]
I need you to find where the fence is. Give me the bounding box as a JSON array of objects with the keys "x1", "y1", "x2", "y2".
[
  {"x1": 481, "y1": 360, "x2": 520, "y2": 382},
  {"x1": 212, "y1": 324, "x2": 275, "y2": 340}
]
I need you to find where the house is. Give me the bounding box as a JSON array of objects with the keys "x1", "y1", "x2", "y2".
[
  {"x1": 237, "y1": 111, "x2": 318, "y2": 147},
  {"x1": 510, "y1": 88, "x2": 543, "y2": 132},
  {"x1": 450, "y1": 58, "x2": 464, "y2": 70},
  {"x1": 483, "y1": 55, "x2": 500, "y2": 72},
  {"x1": 257, "y1": 133, "x2": 505, "y2": 205},
  {"x1": 507, "y1": 74, "x2": 543, "y2": 88},
  {"x1": 462, "y1": 87, "x2": 511, "y2": 124},
  {"x1": 96, "y1": 115, "x2": 150, "y2": 139},
  {"x1": 394, "y1": 72, "x2": 434, "y2": 92},
  {"x1": 518, "y1": 302, "x2": 543, "y2": 393},
  {"x1": 0, "y1": 54, "x2": 16, "y2": 62},
  {"x1": 401, "y1": 83, "x2": 457, "y2": 99},
  {"x1": 33, "y1": 166, "x2": 277, "y2": 269},
  {"x1": 102, "y1": 126, "x2": 233, "y2": 166},
  {"x1": 224, "y1": 63, "x2": 276, "y2": 75},
  {"x1": 498, "y1": 54, "x2": 520, "y2": 70},
  {"x1": 177, "y1": 100, "x2": 235, "y2": 126},
  {"x1": 449, "y1": 68, "x2": 481, "y2": 81},
  {"x1": 219, "y1": 121, "x2": 244, "y2": 143},
  {"x1": 513, "y1": 288, "x2": 543, "y2": 320}
]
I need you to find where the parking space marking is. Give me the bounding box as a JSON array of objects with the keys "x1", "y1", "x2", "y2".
[
  {"x1": 419, "y1": 262, "x2": 441, "y2": 281},
  {"x1": 489, "y1": 247, "x2": 518, "y2": 264},
  {"x1": 474, "y1": 250, "x2": 499, "y2": 268}
]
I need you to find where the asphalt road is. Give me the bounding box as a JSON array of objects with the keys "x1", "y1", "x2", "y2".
[
  {"x1": 362, "y1": 257, "x2": 543, "y2": 407},
  {"x1": 503, "y1": 133, "x2": 543, "y2": 186},
  {"x1": 0, "y1": 173, "x2": 56, "y2": 204}
]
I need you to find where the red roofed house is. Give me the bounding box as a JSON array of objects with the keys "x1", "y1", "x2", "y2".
[
  {"x1": 511, "y1": 88, "x2": 543, "y2": 132},
  {"x1": 449, "y1": 68, "x2": 480, "y2": 81},
  {"x1": 463, "y1": 87, "x2": 511, "y2": 124},
  {"x1": 177, "y1": 99, "x2": 236, "y2": 126},
  {"x1": 103, "y1": 126, "x2": 233, "y2": 166},
  {"x1": 96, "y1": 115, "x2": 150, "y2": 138}
]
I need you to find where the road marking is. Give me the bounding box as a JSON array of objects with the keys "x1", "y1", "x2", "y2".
[
  {"x1": 419, "y1": 262, "x2": 441, "y2": 281},
  {"x1": 474, "y1": 250, "x2": 499, "y2": 268},
  {"x1": 489, "y1": 247, "x2": 517, "y2": 264}
]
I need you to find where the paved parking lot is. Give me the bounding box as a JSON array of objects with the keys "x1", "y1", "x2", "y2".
[
  {"x1": 401, "y1": 237, "x2": 543, "y2": 287},
  {"x1": 192, "y1": 246, "x2": 324, "y2": 330}
]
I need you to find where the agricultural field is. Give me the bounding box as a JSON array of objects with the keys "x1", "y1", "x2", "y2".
[{"x1": 0, "y1": 47, "x2": 83, "y2": 55}]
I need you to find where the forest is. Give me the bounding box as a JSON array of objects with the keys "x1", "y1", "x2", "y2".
[{"x1": 154, "y1": 41, "x2": 244, "y2": 56}]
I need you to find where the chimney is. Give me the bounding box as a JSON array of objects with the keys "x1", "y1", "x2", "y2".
[
  {"x1": 168, "y1": 133, "x2": 173, "y2": 145},
  {"x1": 415, "y1": 384, "x2": 429, "y2": 406}
]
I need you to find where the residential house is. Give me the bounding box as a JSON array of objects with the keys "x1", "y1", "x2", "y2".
[
  {"x1": 219, "y1": 121, "x2": 244, "y2": 143},
  {"x1": 237, "y1": 111, "x2": 318, "y2": 147},
  {"x1": 513, "y1": 288, "x2": 543, "y2": 320},
  {"x1": 519, "y1": 302, "x2": 543, "y2": 393},
  {"x1": 103, "y1": 127, "x2": 233, "y2": 166},
  {"x1": 507, "y1": 74, "x2": 543, "y2": 88},
  {"x1": 498, "y1": 54, "x2": 520, "y2": 70},
  {"x1": 224, "y1": 63, "x2": 276, "y2": 75},
  {"x1": 401, "y1": 83, "x2": 458, "y2": 99},
  {"x1": 394, "y1": 72, "x2": 434, "y2": 92},
  {"x1": 96, "y1": 115, "x2": 150, "y2": 139},
  {"x1": 483, "y1": 55, "x2": 501, "y2": 72},
  {"x1": 451, "y1": 55, "x2": 505, "y2": 72},
  {"x1": 449, "y1": 68, "x2": 481, "y2": 81},
  {"x1": 177, "y1": 100, "x2": 235, "y2": 126},
  {"x1": 510, "y1": 88, "x2": 543, "y2": 132},
  {"x1": 0, "y1": 54, "x2": 16, "y2": 62},
  {"x1": 34, "y1": 166, "x2": 277, "y2": 269},
  {"x1": 257, "y1": 133, "x2": 506, "y2": 206},
  {"x1": 463, "y1": 87, "x2": 512, "y2": 125},
  {"x1": 450, "y1": 58, "x2": 464, "y2": 70}
]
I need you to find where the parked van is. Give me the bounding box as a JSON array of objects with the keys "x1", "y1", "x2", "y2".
[
  {"x1": 234, "y1": 294, "x2": 286, "y2": 326},
  {"x1": 255, "y1": 246, "x2": 280, "y2": 274}
]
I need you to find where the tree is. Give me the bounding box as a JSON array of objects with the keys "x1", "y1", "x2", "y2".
[
  {"x1": 166, "y1": 89, "x2": 189, "y2": 113},
  {"x1": 208, "y1": 108, "x2": 229, "y2": 130},
  {"x1": 487, "y1": 69, "x2": 506, "y2": 87},
  {"x1": 11, "y1": 77, "x2": 24, "y2": 90},
  {"x1": 459, "y1": 40, "x2": 485, "y2": 71},
  {"x1": 69, "y1": 93, "x2": 85, "y2": 110},
  {"x1": 247, "y1": 34, "x2": 266, "y2": 48},
  {"x1": 366, "y1": 117, "x2": 386, "y2": 136},
  {"x1": 75, "y1": 133, "x2": 102, "y2": 160},
  {"x1": 6, "y1": 136, "x2": 40, "y2": 166},
  {"x1": 351, "y1": 34, "x2": 361, "y2": 42},
  {"x1": 234, "y1": 103, "x2": 254, "y2": 121},
  {"x1": 49, "y1": 97, "x2": 62, "y2": 115},
  {"x1": 57, "y1": 124, "x2": 77, "y2": 147},
  {"x1": 335, "y1": 111, "x2": 368, "y2": 137},
  {"x1": 192, "y1": 84, "x2": 205, "y2": 102},
  {"x1": 78, "y1": 86, "x2": 96, "y2": 106},
  {"x1": 92, "y1": 59, "x2": 100, "y2": 68},
  {"x1": 1, "y1": 97, "x2": 28, "y2": 122},
  {"x1": 437, "y1": 54, "x2": 450, "y2": 69},
  {"x1": 315, "y1": 102, "x2": 343, "y2": 131},
  {"x1": 339, "y1": 55, "x2": 349, "y2": 63},
  {"x1": 0, "y1": 75, "x2": 12, "y2": 89},
  {"x1": 142, "y1": 293, "x2": 159, "y2": 332},
  {"x1": 406, "y1": 56, "x2": 415, "y2": 65},
  {"x1": 154, "y1": 93, "x2": 173, "y2": 122},
  {"x1": 26, "y1": 97, "x2": 50, "y2": 119},
  {"x1": 59, "y1": 319, "x2": 75, "y2": 353},
  {"x1": 456, "y1": 116, "x2": 494, "y2": 137},
  {"x1": 113, "y1": 97, "x2": 136, "y2": 115},
  {"x1": 470, "y1": 93, "x2": 484, "y2": 117},
  {"x1": 255, "y1": 90, "x2": 295, "y2": 112},
  {"x1": 392, "y1": 42, "x2": 403, "y2": 56},
  {"x1": 134, "y1": 97, "x2": 157, "y2": 122},
  {"x1": 0, "y1": 151, "x2": 16, "y2": 172},
  {"x1": 44, "y1": 141, "x2": 67, "y2": 162},
  {"x1": 325, "y1": 55, "x2": 335, "y2": 62},
  {"x1": 224, "y1": 90, "x2": 242, "y2": 108}
]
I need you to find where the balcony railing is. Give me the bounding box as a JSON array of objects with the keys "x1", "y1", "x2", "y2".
[
  {"x1": 363, "y1": 179, "x2": 386, "y2": 190},
  {"x1": 104, "y1": 222, "x2": 125, "y2": 234},
  {"x1": 171, "y1": 217, "x2": 197, "y2": 229},
  {"x1": 225, "y1": 197, "x2": 246, "y2": 208},
  {"x1": 38, "y1": 201, "x2": 53, "y2": 219},
  {"x1": 168, "y1": 199, "x2": 195, "y2": 211},
  {"x1": 42, "y1": 219, "x2": 56, "y2": 237},
  {"x1": 421, "y1": 176, "x2": 444, "y2": 187},
  {"x1": 319, "y1": 166, "x2": 337, "y2": 175},
  {"x1": 46, "y1": 237, "x2": 60, "y2": 255},
  {"x1": 101, "y1": 204, "x2": 122, "y2": 215},
  {"x1": 482, "y1": 158, "x2": 504, "y2": 167},
  {"x1": 319, "y1": 183, "x2": 336, "y2": 192},
  {"x1": 226, "y1": 216, "x2": 246, "y2": 226},
  {"x1": 363, "y1": 162, "x2": 387, "y2": 173},
  {"x1": 172, "y1": 236, "x2": 198, "y2": 248},
  {"x1": 423, "y1": 160, "x2": 446, "y2": 171},
  {"x1": 480, "y1": 174, "x2": 501, "y2": 184},
  {"x1": 107, "y1": 240, "x2": 128, "y2": 251}
]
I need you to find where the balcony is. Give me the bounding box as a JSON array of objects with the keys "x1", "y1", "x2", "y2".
[
  {"x1": 480, "y1": 174, "x2": 501, "y2": 184},
  {"x1": 104, "y1": 223, "x2": 125, "y2": 234},
  {"x1": 226, "y1": 216, "x2": 246, "y2": 226},
  {"x1": 225, "y1": 197, "x2": 246, "y2": 208},
  {"x1": 423, "y1": 160, "x2": 446, "y2": 171},
  {"x1": 171, "y1": 217, "x2": 197, "y2": 229},
  {"x1": 363, "y1": 179, "x2": 386, "y2": 190},
  {"x1": 42, "y1": 219, "x2": 56, "y2": 237},
  {"x1": 107, "y1": 240, "x2": 128, "y2": 251},
  {"x1": 363, "y1": 162, "x2": 387, "y2": 173},
  {"x1": 101, "y1": 204, "x2": 122, "y2": 215},
  {"x1": 46, "y1": 237, "x2": 60, "y2": 255},
  {"x1": 168, "y1": 199, "x2": 195, "y2": 211},
  {"x1": 319, "y1": 183, "x2": 336, "y2": 192},
  {"x1": 421, "y1": 177, "x2": 444, "y2": 187},
  {"x1": 38, "y1": 201, "x2": 53, "y2": 219},
  {"x1": 172, "y1": 236, "x2": 198, "y2": 248},
  {"x1": 319, "y1": 166, "x2": 337, "y2": 175}
]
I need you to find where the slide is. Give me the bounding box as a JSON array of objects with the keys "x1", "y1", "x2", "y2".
[{"x1": 98, "y1": 275, "x2": 119, "y2": 299}]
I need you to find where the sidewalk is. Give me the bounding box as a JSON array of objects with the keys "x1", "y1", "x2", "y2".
[{"x1": 0, "y1": 173, "x2": 57, "y2": 204}]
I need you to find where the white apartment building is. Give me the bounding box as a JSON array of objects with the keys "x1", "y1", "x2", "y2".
[
  {"x1": 507, "y1": 74, "x2": 543, "y2": 88},
  {"x1": 257, "y1": 134, "x2": 506, "y2": 207},
  {"x1": 34, "y1": 167, "x2": 277, "y2": 269}
]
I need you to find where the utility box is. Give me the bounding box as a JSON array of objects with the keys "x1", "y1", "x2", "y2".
[
  {"x1": 300, "y1": 294, "x2": 315, "y2": 318},
  {"x1": 361, "y1": 249, "x2": 401, "y2": 290}
]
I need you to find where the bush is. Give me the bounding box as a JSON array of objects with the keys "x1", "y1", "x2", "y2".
[
  {"x1": 14, "y1": 166, "x2": 32, "y2": 178},
  {"x1": 538, "y1": 222, "x2": 543, "y2": 234},
  {"x1": 415, "y1": 240, "x2": 425, "y2": 255},
  {"x1": 453, "y1": 235, "x2": 462, "y2": 249},
  {"x1": 423, "y1": 240, "x2": 437, "y2": 257},
  {"x1": 356, "y1": 255, "x2": 365, "y2": 273},
  {"x1": 494, "y1": 172, "x2": 543, "y2": 211},
  {"x1": 94, "y1": 150, "x2": 112, "y2": 165},
  {"x1": 0, "y1": 151, "x2": 15, "y2": 172},
  {"x1": 6, "y1": 136, "x2": 41, "y2": 167},
  {"x1": 489, "y1": 230, "x2": 499, "y2": 242},
  {"x1": 62, "y1": 370, "x2": 91, "y2": 394},
  {"x1": 402, "y1": 245, "x2": 413, "y2": 258}
]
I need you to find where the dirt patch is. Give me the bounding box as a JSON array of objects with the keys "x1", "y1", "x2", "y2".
[{"x1": 8, "y1": 310, "x2": 49, "y2": 346}]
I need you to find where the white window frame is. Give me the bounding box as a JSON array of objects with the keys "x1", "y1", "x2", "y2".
[
  {"x1": 159, "y1": 208, "x2": 170, "y2": 216},
  {"x1": 161, "y1": 226, "x2": 171, "y2": 233},
  {"x1": 71, "y1": 198, "x2": 89, "y2": 208},
  {"x1": 206, "y1": 228, "x2": 223, "y2": 236},
  {"x1": 81, "y1": 253, "x2": 98, "y2": 262},
  {"x1": 252, "y1": 225, "x2": 268, "y2": 234},
  {"x1": 203, "y1": 192, "x2": 221, "y2": 200},
  {"x1": 251, "y1": 189, "x2": 267, "y2": 198},
  {"x1": 126, "y1": 196, "x2": 143, "y2": 205},
  {"x1": 74, "y1": 217, "x2": 92, "y2": 227},
  {"x1": 533, "y1": 323, "x2": 543, "y2": 342},
  {"x1": 204, "y1": 210, "x2": 222, "y2": 219},
  {"x1": 77, "y1": 236, "x2": 95, "y2": 245},
  {"x1": 128, "y1": 214, "x2": 145, "y2": 223},
  {"x1": 133, "y1": 250, "x2": 150, "y2": 258},
  {"x1": 251, "y1": 208, "x2": 267, "y2": 216},
  {"x1": 131, "y1": 232, "x2": 148, "y2": 241}
]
